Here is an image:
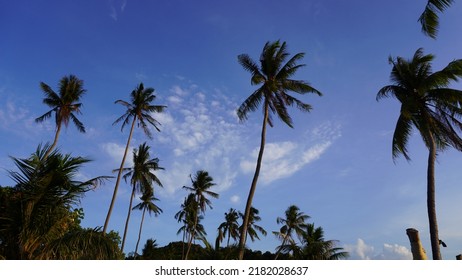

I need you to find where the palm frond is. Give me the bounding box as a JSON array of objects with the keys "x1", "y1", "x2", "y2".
[
  {"x1": 419, "y1": 0, "x2": 454, "y2": 38},
  {"x1": 236, "y1": 88, "x2": 264, "y2": 122},
  {"x1": 69, "y1": 113, "x2": 85, "y2": 133},
  {"x1": 392, "y1": 114, "x2": 413, "y2": 161},
  {"x1": 35, "y1": 109, "x2": 54, "y2": 123}
]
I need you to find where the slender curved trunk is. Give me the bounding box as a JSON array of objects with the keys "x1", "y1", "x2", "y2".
[
  {"x1": 121, "y1": 185, "x2": 136, "y2": 253},
  {"x1": 44, "y1": 122, "x2": 62, "y2": 159},
  {"x1": 237, "y1": 100, "x2": 269, "y2": 260},
  {"x1": 184, "y1": 211, "x2": 199, "y2": 260},
  {"x1": 103, "y1": 116, "x2": 137, "y2": 234},
  {"x1": 134, "y1": 207, "x2": 147, "y2": 258},
  {"x1": 274, "y1": 235, "x2": 289, "y2": 260},
  {"x1": 427, "y1": 133, "x2": 441, "y2": 260}
]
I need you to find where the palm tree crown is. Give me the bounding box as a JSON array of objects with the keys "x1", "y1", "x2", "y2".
[
  {"x1": 377, "y1": 48, "x2": 462, "y2": 160},
  {"x1": 36, "y1": 75, "x2": 87, "y2": 158},
  {"x1": 113, "y1": 83, "x2": 166, "y2": 139},
  {"x1": 237, "y1": 40, "x2": 322, "y2": 127},
  {"x1": 3, "y1": 145, "x2": 117, "y2": 259},
  {"x1": 273, "y1": 205, "x2": 310, "y2": 259},
  {"x1": 239, "y1": 207, "x2": 267, "y2": 242},
  {"x1": 217, "y1": 208, "x2": 240, "y2": 247},
  {"x1": 377, "y1": 48, "x2": 462, "y2": 260},
  {"x1": 120, "y1": 143, "x2": 164, "y2": 194},
  {"x1": 299, "y1": 223, "x2": 349, "y2": 260}
]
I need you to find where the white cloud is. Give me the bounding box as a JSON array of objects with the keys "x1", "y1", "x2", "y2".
[
  {"x1": 239, "y1": 122, "x2": 340, "y2": 185},
  {"x1": 374, "y1": 243, "x2": 413, "y2": 260},
  {"x1": 170, "y1": 85, "x2": 189, "y2": 96},
  {"x1": 109, "y1": 0, "x2": 127, "y2": 21},
  {"x1": 344, "y1": 239, "x2": 412, "y2": 260},
  {"x1": 0, "y1": 99, "x2": 52, "y2": 140},
  {"x1": 0, "y1": 101, "x2": 29, "y2": 129},
  {"x1": 135, "y1": 72, "x2": 147, "y2": 81},
  {"x1": 196, "y1": 92, "x2": 206, "y2": 101},
  {"x1": 230, "y1": 195, "x2": 240, "y2": 204},
  {"x1": 168, "y1": 95, "x2": 183, "y2": 104},
  {"x1": 101, "y1": 142, "x2": 134, "y2": 167},
  {"x1": 152, "y1": 86, "x2": 243, "y2": 198}
]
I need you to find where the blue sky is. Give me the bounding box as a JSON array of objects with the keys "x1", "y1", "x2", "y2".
[{"x1": 1, "y1": 0, "x2": 462, "y2": 259}]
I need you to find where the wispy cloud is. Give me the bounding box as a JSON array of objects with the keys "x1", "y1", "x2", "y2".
[
  {"x1": 240, "y1": 121, "x2": 341, "y2": 185},
  {"x1": 109, "y1": 0, "x2": 127, "y2": 21},
  {"x1": 101, "y1": 142, "x2": 134, "y2": 168},
  {"x1": 153, "y1": 84, "x2": 242, "y2": 198},
  {"x1": 0, "y1": 101, "x2": 29, "y2": 129},
  {"x1": 0, "y1": 98, "x2": 52, "y2": 140}
]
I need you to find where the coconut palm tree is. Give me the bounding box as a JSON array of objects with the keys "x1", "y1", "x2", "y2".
[
  {"x1": 377, "y1": 48, "x2": 462, "y2": 259},
  {"x1": 35, "y1": 75, "x2": 87, "y2": 159},
  {"x1": 273, "y1": 205, "x2": 310, "y2": 260},
  {"x1": 141, "y1": 238, "x2": 158, "y2": 259},
  {"x1": 182, "y1": 170, "x2": 219, "y2": 260},
  {"x1": 2, "y1": 144, "x2": 119, "y2": 259},
  {"x1": 175, "y1": 193, "x2": 196, "y2": 259},
  {"x1": 176, "y1": 203, "x2": 207, "y2": 260},
  {"x1": 298, "y1": 223, "x2": 348, "y2": 260},
  {"x1": 217, "y1": 208, "x2": 240, "y2": 247},
  {"x1": 239, "y1": 207, "x2": 266, "y2": 243},
  {"x1": 419, "y1": 0, "x2": 454, "y2": 38},
  {"x1": 103, "y1": 83, "x2": 166, "y2": 234},
  {"x1": 117, "y1": 142, "x2": 163, "y2": 253},
  {"x1": 236, "y1": 40, "x2": 321, "y2": 259},
  {"x1": 132, "y1": 188, "x2": 162, "y2": 258}
]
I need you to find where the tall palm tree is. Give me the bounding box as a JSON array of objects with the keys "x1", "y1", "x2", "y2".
[
  {"x1": 183, "y1": 170, "x2": 219, "y2": 260},
  {"x1": 132, "y1": 188, "x2": 162, "y2": 258},
  {"x1": 273, "y1": 205, "x2": 310, "y2": 260},
  {"x1": 236, "y1": 40, "x2": 321, "y2": 259},
  {"x1": 103, "y1": 83, "x2": 166, "y2": 234},
  {"x1": 217, "y1": 208, "x2": 240, "y2": 247},
  {"x1": 35, "y1": 75, "x2": 87, "y2": 159},
  {"x1": 239, "y1": 207, "x2": 267, "y2": 243},
  {"x1": 3, "y1": 145, "x2": 119, "y2": 259},
  {"x1": 419, "y1": 0, "x2": 454, "y2": 39},
  {"x1": 117, "y1": 143, "x2": 163, "y2": 253},
  {"x1": 377, "y1": 48, "x2": 462, "y2": 259}
]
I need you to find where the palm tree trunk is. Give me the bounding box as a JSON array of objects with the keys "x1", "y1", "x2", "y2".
[
  {"x1": 427, "y1": 133, "x2": 441, "y2": 260},
  {"x1": 43, "y1": 122, "x2": 62, "y2": 159},
  {"x1": 103, "y1": 116, "x2": 137, "y2": 234},
  {"x1": 181, "y1": 227, "x2": 186, "y2": 260},
  {"x1": 134, "y1": 207, "x2": 147, "y2": 258},
  {"x1": 121, "y1": 185, "x2": 136, "y2": 253},
  {"x1": 185, "y1": 211, "x2": 199, "y2": 260},
  {"x1": 237, "y1": 101, "x2": 269, "y2": 260},
  {"x1": 274, "y1": 235, "x2": 288, "y2": 260}
]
